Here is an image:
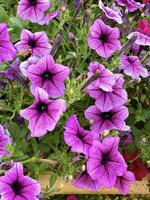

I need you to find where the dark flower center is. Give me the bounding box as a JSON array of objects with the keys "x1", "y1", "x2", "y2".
[
  {"x1": 101, "y1": 112, "x2": 112, "y2": 120},
  {"x1": 28, "y1": 39, "x2": 36, "y2": 48},
  {"x1": 37, "y1": 102, "x2": 48, "y2": 113},
  {"x1": 11, "y1": 181, "x2": 22, "y2": 195},
  {"x1": 41, "y1": 72, "x2": 52, "y2": 80},
  {"x1": 101, "y1": 153, "x2": 109, "y2": 165},
  {"x1": 29, "y1": 0, "x2": 37, "y2": 5},
  {"x1": 100, "y1": 34, "x2": 108, "y2": 43}
]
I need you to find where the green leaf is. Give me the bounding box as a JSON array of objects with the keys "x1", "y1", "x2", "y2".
[
  {"x1": 49, "y1": 173, "x2": 57, "y2": 188},
  {"x1": 0, "y1": 5, "x2": 9, "y2": 23}
]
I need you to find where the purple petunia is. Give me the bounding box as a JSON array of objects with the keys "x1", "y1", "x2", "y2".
[
  {"x1": 15, "y1": 29, "x2": 52, "y2": 56},
  {"x1": 20, "y1": 87, "x2": 66, "y2": 137},
  {"x1": 0, "y1": 162, "x2": 41, "y2": 200},
  {"x1": 88, "y1": 19, "x2": 121, "y2": 58},
  {"x1": 127, "y1": 31, "x2": 150, "y2": 46},
  {"x1": 85, "y1": 104, "x2": 129, "y2": 135},
  {"x1": 115, "y1": 171, "x2": 135, "y2": 195},
  {"x1": 64, "y1": 115, "x2": 99, "y2": 156},
  {"x1": 72, "y1": 171, "x2": 102, "y2": 191},
  {"x1": 116, "y1": 0, "x2": 144, "y2": 12},
  {"x1": 17, "y1": 0, "x2": 57, "y2": 24},
  {"x1": 0, "y1": 23, "x2": 17, "y2": 64},
  {"x1": 99, "y1": 1, "x2": 123, "y2": 24},
  {"x1": 27, "y1": 55, "x2": 70, "y2": 98},
  {"x1": 119, "y1": 55, "x2": 149, "y2": 79},
  {"x1": 86, "y1": 73, "x2": 128, "y2": 111},
  {"x1": 0, "y1": 125, "x2": 11, "y2": 157},
  {"x1": 87, "y1": 136, "x2": 127, "y2": 188},
  {"x1": 86, "y1": 61, "x2": 116, "y2": 92}
]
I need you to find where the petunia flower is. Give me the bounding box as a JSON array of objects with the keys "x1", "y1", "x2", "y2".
[
  {"x1": 85, "y1": 104, "x2": 129, "y2": 135},
  {"x1": 0, "y1": 162, "x2": 41, "y2": 200},
  {"x1": 17, "y1": 0, "x2": 50, "y2": 23},
  {"x1": 27, "y1": 55, "x2": 70, "y2": 98},
  {"x1": 115, "y1": 171, "x2": 135, "y2": 195},
  {"x1": 0, "y1": 23, "x2": 17, "y2": 64},
  {"x1": 20, "y1": 87, "x2": 66, "y2": 137},
  {"x1": 0, "y1": 124, "x2": 11, "y2": 157},
  {"x1": 143, "y1": 0, "x2": 150, "y2": 2},
  {"x1": 86, "y1": 73, "x2": 128, "y2": 111},
  {"x1": 86, "y1": 61, "x2": 116, "y2": 92},
  {"x1": 64, "y1": 115, "x2": 99, "y2": 156},
  {"x1": 87, "y1": 137, "x2": 127, "y2": 188},
  {"x1": 119, "y1": 55, "x2": 149, "y2": 79},
  {"x1": 116, "y1": 0, "x2": 144, "y2": 12},
  {"x1": 127, "y1": 19, "x2": 150, "y2": 46},
  {"x1": 72, "y1": 171, "x2": 102, "y2": 191},
  {"x1": 15, "y1": 29, "x2": 52, "y2": 56},
  {"x1": 0, "y1": 58, "x2": 28, "y2": 88},
  {"x1": 88, "y1": 19, "x2": 121, "y2": 58},
  {"x1": 99, "y1": 1, "x2": 123, "y2": 24},
  {"x1": 20, "y1": 56, "x2": 39, "y2": 77}
]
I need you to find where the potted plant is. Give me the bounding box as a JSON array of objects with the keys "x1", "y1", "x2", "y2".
[{"x1": 0, "y1": 0, "x2": 149, "y2": 199}]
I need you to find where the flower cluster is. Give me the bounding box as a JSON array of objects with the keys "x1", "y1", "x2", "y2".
[{"x1": 64, "y1": 0, "x2": 150, "y2": 195}]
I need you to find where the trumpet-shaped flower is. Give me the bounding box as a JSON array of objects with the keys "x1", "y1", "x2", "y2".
[
  {"x1": 0, "y1": 23, "x2": 17, "y2": 64},
  {"x1": 27, "y1": 55, "x2": 70, "y2": 98},
  {"x1": 20, "y1": 88, "x2": 66, "y2": 137},
  {"x1": 88, "y1": 19, "x2": 121, "y2": 58},
  {"x1": 64, "y1": 115, "x2": 99, "y2": 156},
  {"x1": 86, "y1": 61, "x2": 116, "y2": 92},
  {"x1": 85, "y1": 105, "x2": 129, "y2": 135},
  {"x1": 87, "y1": 137, "x2": 127, "y2": 188},
  {"x1": 0, "y1": 162, "x2": 41, "y2": 200},
  {"x1": 119, "y1": 55, "x2": 148, "y2": 79},
  {"x1": 86, "y1": 73, "x2": 128, "y2": 111},
  {"x1": 15, "y1": 29, "x2": 52, "y2": 56}
]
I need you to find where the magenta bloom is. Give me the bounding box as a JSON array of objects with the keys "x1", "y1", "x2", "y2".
[
  {"x1": 87, "y1": 137, "x2": 127, "y2": 188},
  {"x1": 119, "y1": 55, "x2": 149, "y2": 79},
  {"x1": 27, "y1": 55, "x2": 70, "y2": 98},
  {"x1": 0, "y1": 23, "x2": 16, "y2": 64},
  {"x1": 0, "y1": 125, "x2": 11, "y2": 157},
  {"x1": 64, "y1": 115, "x2": 99, "y2": 156},
  {"x1": 0, "y1": 163, "x2": 41, "y2": 200},
  {"x1": 116, "y1": 0, "x2": 144, "y2": 12},
  {"x1": 72, "y1": 171, "x2": 101, "y2": 191},
  {"x1": 88, "y1": 19, "x2": 121, "y2": 58},
  {"x1": 127, "y1": 32, "x2": 150, "y2": 46},
  {"x1": 17, "y1": 0, "x2": 50, "y2": 23},
  {"x1": 20, "y1": 56, "x2": 39, "y2": 77},
  {"x1": 99, "y1": 1, "x2": 123, "y2": 24},
  {"x1": 87, "y1": 62, "x2": 115, "y2": 92},
  {"x1": 86, "y1": 73, "x2": 128, "y2": 111},
  {"x1": 15, "y1": 29, "x2": 52, "y2": 56},
  {"x1": 85, "y1": 105, "x2": 129, "y2": 135},
  {"x1": 20, "y1": 87, "x2": 66, "y2": 137},
  {"x1": 115, "y1": 171, "x2": 135, "y2": 195}
]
